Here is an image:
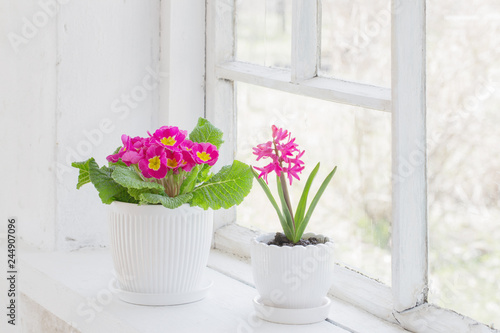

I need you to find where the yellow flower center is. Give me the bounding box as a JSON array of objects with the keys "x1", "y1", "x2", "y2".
[
  {"x1": 161, "y1": 136, "x2": 176, "y2": 146},
  {"x1": 197, "y1": 151, "x2": 211, "y2": 162},
  {"x1": 148, "y1": 156, "x2": 161, "y2": 171},
  {"x1": 167, "y1": 158, "x2": 178, "y2": 168}
]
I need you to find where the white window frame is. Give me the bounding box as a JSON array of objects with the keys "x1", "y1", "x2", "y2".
[{"x1": 206, "y1": 0, "x2": 497, "y2": 332}]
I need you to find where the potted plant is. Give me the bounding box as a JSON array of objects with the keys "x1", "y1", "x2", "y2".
[
  {"x1": 250, "y1": 125, "x2": 337, "y2": 324},
  {"x1": 72, "y1": 118, "x2": 253, "y2": 305}
]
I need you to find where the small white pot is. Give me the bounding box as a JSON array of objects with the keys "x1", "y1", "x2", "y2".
[
  {"x1": 250, "y1": 232, "x2": 335, "y2": 323},
  {"x1": 108, "y1": 201, "x2": 213, "y2": 305}
]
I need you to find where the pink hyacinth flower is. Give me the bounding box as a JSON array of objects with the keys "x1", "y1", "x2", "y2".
[
  {"x1": 254, "y1": 162, "x2": 282, "y2": 183},
  {"x1": 272, "y1": 125, "x2": 290, "y2": 142},
  {"x1": 252, "y1": 141, "x2": 274, "y2": 161},
  {"x1": 138, "y1": 145, "x2": 168, "y2": 179},
  {"x1": 283, "y1": 164, "x2": 305, "y2": 185},
  {"x1": 253, "y1": 125, "x2": 305, "y2": 185}
]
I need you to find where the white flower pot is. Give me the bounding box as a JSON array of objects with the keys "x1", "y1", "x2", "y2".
[
  {"x1": 250, "y1": 232, "x2": 335, "y2": 324},
  {"x1": 108, "y1": 201, "x2": 213, "y2": 305}
]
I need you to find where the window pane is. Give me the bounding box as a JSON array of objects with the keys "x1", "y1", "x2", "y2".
[
  {"x1": 427, "y1": 0, "x2": 500, "y2": 326},
  {"x1": 236, "y1": 82, "x2": 392, "y2": 285},
  {"x1": 320, "y1": 0, "x2": 391, "y2": 87},
  {"x1": 236, "y1": 0, "x2": 291, "y2": 68}
]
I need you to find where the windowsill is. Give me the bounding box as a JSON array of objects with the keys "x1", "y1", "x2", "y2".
[{"x1": 19, "y1": 242, "x2": 408, "y2": 333}]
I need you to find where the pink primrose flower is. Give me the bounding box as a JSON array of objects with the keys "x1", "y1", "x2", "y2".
[
  {"x1": 138, "y1": 144, "x2": 168, "y2": 179},
  {"x1": 192, "y1": 142, "x2": 219, "y2": 166},
  {"x1": 165, "y1": 149, "x2": 184, "y2": 171},
  {"x1": 150, "y1": 126, "x2": 187, "y2": 150},
  {"x1": 121, "y1": 136, "x2": 148, "y2": 166},
  {"x1": 180, "y1": 150, "x2": 196, "y2": 172},
  {"x1": 180, "y1": 139, "x2": 195, "y2": 151},
  {"x1": 106, "y1": 134, "x2": 130, "y2": 163}
]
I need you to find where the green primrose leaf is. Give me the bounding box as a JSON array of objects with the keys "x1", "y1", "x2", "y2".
[
  {"x1": 196, "y1": 164, "x2": 213, "y2": 184},
  {"x1": 190, "y1": 160, "x2": 253, "y2": 210},
  {"x1": 111, "y1": 166, "x2": 165, "y2": 192},
  {"x1": 72, "y1": 159, "x2": 92, "y2": 189},
  {"x1": 87, "y1": 159, "x2": 137, "y2": 204},
  {"x1": 127, "y1": 188, "x2": 158, "y2": 202},
  {"x1": 180, "y1": 164, "x2": 202, "y2": 195},
  {"x1": 139, "y1": 193, "x2": 193, "y2": 209},
  {"x1": 189, "y1": 117, "x2": 224, "y2": 149}
]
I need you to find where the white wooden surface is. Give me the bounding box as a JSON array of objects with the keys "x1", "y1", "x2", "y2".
[
  {"x1": 206, "y1": 0, "x2": 238, "y2": 230},
  {"x1": 0, "y1": 1, "x2": 58, "y2": 249},
  {"x1": 331, "y1": 264, "x2": 394, "y2": 324},
  {"x1": 394, "y1": 304, "x2": 499, "y2": 333},
  {"x1": 20, "y1": 247, "x2": 343, "y2": 332},
  {"x1": 216, "y1": 61, "x2": 391, "y2": 111},
  {"x1": 213, "y1": 223, "x2": 259, "y2": 257},
  {"x1": 159, "y1": 0, "x2": 205, "y2": 131},
  {"x1": 0, "y1": 1, "x2": 160, "y2": 251},
  {"x1": 391, "y1": 0, "x2": 428, "y2": 312},
  {"x1": 56, "y1": 0, "x2": 160, "y2": 251},
  {"x1": 291, "y1": 0, "x2": 319, "y2": 82},
  {"x1": 18, "y1": 242, "x2": 410, "y2": 333}
]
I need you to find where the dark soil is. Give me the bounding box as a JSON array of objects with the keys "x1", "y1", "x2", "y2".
[{"x1": 267, "y1": 232, "x2": 321, "y2": 247}]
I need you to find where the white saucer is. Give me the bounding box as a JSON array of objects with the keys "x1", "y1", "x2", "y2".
[
  {"x1": 113, "y1": 280, "x2": 213, "y2": 306},
  {"x1": 253, "y1": 296, "x2": 331, "y2": 325}
]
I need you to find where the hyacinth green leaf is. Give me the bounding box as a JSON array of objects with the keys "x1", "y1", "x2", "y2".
[
  {"x1": 276, "y1": 176, "x2": 296, "y2": 241},
  {"x1": 72, "y1": 159, "x2": 91, "y2": 189},
  {"x1": 190, "y1": 160, "x2": 253, "y2": 210},
  {"x1": 295, "y1": 166, "x2": 337, "y2": 241},
  {"x1": 139, "y1": 193, "x2": 193, "y2": 209},
  {"x1": 294, "y1": 162, "x2": 320, "y2": 227},
  {"x1": 180, "y1": 164, "x2": 202, "y2": 195},
  {"x1": 189, "y1": 117, "x2": 224, "y2": 149},
  {"x1": 111, "y1": 166, "x2": 164, "y2": 192},
  {"x1": 251, "y1": 167, "x2": 293, "y2": 240},
  {"x1": 87, "y1": 159, "x2": 137, "y2": 204}
]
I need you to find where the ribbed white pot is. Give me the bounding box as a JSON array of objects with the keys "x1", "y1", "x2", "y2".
[
  {"x1": 251, "y1": 232, "x2": 335, "y2": 309},
  {"x1": 108, "y1": 202, "x2": 213, "y2": 305}
]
